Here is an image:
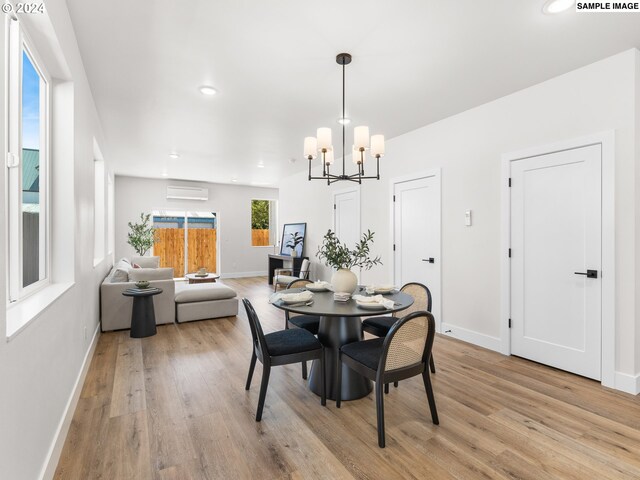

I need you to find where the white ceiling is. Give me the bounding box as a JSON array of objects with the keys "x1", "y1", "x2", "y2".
[{"x1": 66, "y1": 0, "x2": 640, "y2": 186}]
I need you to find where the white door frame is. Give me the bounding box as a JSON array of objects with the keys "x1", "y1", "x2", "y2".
[
  {"x1": 390, "y1": 168, "x2": 442, "y2": 332},
  {"x1": 500, "y1": 131, "x2": 615, "y2": 388}
]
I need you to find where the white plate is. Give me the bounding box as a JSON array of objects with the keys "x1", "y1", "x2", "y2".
[
  {"x1": 306, "y1": 285, "x2": 329, "y2": 292},
  {"x1": 356, "y1": 300, "x2": 386, "y2": 310},
  {"x1": 373, "y1": 286, "x2": 395, "y2": 294},
  {"x1": 280, "y1": 294, "x2": 313, "y2": 304}
]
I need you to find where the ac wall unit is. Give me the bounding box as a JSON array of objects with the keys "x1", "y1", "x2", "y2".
[{"x1": 166, "y1": 185, "x2": 209, "y2": 201}]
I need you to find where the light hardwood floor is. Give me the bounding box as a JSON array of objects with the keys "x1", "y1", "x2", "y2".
[{"x1": 55, "y1": 277, "x2": 640, "y2": 479}]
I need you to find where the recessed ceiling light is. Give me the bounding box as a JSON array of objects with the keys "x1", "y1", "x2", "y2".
[
  {"x1": 161, "y1": 172, "x2": 168, "y2": 177},
  {"x1": 338, "y1": 117, "x2": 351, "y2": 125},
  {"x1": 168, "y1": 152, "x2": 180, "y2": 159},
  {"x1": 542, "y1": 0, "x2": 575, "y2": 14},
  {"x1": 199, "y1": 85, "x2": 218, "y2": 96},
  {"x1": 231, "y1": 178, "x2": 238, "y2": 183},
  {"x1": 257, "y1": 163, "x2": 265, "y2": 168}
]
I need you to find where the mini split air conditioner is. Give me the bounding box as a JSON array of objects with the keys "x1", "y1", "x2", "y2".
[{"x1": 166, "y1": 185, "x2": 209, "y2": 201}]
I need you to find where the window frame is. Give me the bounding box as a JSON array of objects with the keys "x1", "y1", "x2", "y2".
[
  {"x1": 6, "y1": 18, "x2": 52, "y2": 304},
  {"x1": 250, "y1": 198, "x2": 278, "y2": 248}
]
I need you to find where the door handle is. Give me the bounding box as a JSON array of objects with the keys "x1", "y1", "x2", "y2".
[
  {"x1": 574, "y1": 269, "x2": 598, "y2": 279},
  {"x1": 422, "y1": 258, "x2": 435, "y2": 264}
]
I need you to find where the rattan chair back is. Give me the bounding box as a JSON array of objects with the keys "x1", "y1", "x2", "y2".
[
  {"x1": 393, "y1": 283, "x2": 432, "y2": 318},
  {"x1": 381, "y1": 311, "x2": 435, "y2": 373}
]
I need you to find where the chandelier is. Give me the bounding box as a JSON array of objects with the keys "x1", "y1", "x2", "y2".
[{"x1": 304, "y1": 53, "x2": 385, "y2": 185}]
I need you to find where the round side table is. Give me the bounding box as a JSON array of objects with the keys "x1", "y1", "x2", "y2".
[
  {"x1": 122, "y1": 287, "x2": 163, "y2": 338},
  {"x1": 185, "y1": 273, "x2": 220, "y2": 284}
]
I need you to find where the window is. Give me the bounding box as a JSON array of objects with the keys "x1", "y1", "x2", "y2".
[
  {"x1": 251, "y1": 199, "x2": 277, "y2": 247},
  {"x1": 6, "y1": 19, "x2": 50, "y2": 302},
  {"x1": 153, "y1": 211, "x2": 217, "y2": 275}
]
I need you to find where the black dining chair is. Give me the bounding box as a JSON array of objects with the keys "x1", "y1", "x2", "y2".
[
  {"x1": 284, "y1": 278, "x2": 321, "y2": 380},
  {"x1": 361, "y1": 282, "x2": 437, "y2": 384},
  {"x1": 336, "y1": 311, "x2": 439, "y2": 448},
  {"x1": 243, "y1": 298, "x2": 326, "y2": 421}
]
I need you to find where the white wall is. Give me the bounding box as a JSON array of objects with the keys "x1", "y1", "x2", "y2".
[
  {"x1": 115, "y1": 176, "x2": 278, "y2": 276},
  {"x1": 279, "y1": 49, "x2": 640, "y2": 386},
  {"x1": 0, "y1": 1, "x2": 113, "y2": 479}
]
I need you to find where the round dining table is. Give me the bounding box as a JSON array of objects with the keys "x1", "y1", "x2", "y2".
[{"x1": 272, "y1": 287, "x2": 414, "y2": 401}]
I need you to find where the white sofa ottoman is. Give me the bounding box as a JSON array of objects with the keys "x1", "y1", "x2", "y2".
[{"x1": 175, "y1": 282, "x2": 238, "y2": 323}]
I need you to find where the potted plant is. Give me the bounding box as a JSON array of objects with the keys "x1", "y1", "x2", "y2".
[
  {"x1": 316, "y1": 229, "x2": 382, "y2": 293},
  {"x1": 285, "y1": 231, "x2": 304, "y2": 257},
  {"x1": 127, "y1": 212, "x2": 159, "y2": 256}
]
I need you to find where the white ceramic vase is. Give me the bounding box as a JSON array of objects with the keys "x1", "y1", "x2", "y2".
[{"x1": 331, "y1": 268, "x2": 358, "y2": 294}]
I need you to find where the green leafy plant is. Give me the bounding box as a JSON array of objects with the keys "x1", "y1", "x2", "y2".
[
  {"x1": 127, "y1": 213, "x2": 159, "y2": 256},
  {"x1": 316, "y1": 229, "x2": 382, "y2": 270},
  {"x1": 251, "y1": 200, "x2": 270, "y2": 229},
  {"x1": 285, "y1": 231, "x2": 304, "y2": 250}
]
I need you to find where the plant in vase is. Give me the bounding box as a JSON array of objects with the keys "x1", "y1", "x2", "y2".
[
  {"x1": 127, "y1": 212, "x2": 160, "y2": 256},
  {"x1": 285, "y1": 231, "x2": 304, "y2": 257},
  {"x1": 316, "y1": 229, "x2": 382, "y2": 294}
]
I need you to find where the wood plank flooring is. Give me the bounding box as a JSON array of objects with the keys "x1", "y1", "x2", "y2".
[{"x1": 55, "y1": 277, "x2": 640, "y2": 479}]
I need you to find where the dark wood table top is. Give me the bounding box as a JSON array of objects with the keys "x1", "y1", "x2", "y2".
[
  {"x1": 271, "y1": 287, "x2": 414, "y2": 317},
  {"x1": 122, "y1": 287, "x2": 163, "y2": 297}
]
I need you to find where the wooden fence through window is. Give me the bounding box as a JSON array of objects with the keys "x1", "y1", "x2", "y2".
[
  {"x1": 154, "y1": 228, "x2": 217, "y2": 275},
  {"x1": 252, "y1": 229, "x2": 270, "y2": 246}
]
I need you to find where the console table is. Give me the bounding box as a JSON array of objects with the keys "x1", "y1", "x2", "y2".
[{"x1": 268, "y1": 254, "x2": 308, "y2": 285}]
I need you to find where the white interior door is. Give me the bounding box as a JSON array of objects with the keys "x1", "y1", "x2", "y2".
[
  {"x1": 393, "y1": 174, "x2": 441, "y2": 328},
  {"x1": 333, "y1": 188, "x2": 360, "y2": 277},
  {"x1": 510, "y1": 144, "x2": 602, "y2": 380}
]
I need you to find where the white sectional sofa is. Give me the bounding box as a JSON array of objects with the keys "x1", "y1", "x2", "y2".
[
  {"x1": 100, "y1": 256, "x2": 238, "y2": 332},
  {"x1": 100, "y1": 257, "x2": 176, "y2": 331}
]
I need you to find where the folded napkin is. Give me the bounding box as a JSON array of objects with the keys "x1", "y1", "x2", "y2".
[
  {"x1": 308, "y1": 281, "x2": 331, "y2": 289},
  {"x1": 352, "y1": 294, "x2": 395, "y2": 309},
  {"x1": 269, "y1": 290, "x2": 314, "y2": 304}
]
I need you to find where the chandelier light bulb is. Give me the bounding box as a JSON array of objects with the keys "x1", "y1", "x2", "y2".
[
  {"x1": 354, "y1": 126, "x2": 370, "y2": 150},
  {"x1": 371, "y1": 135, "x2": 385, "y2": 157},
  {"x1": 304, "y1": 137, "x2": 318, "y2": 159},
  {"x1": 317, "y1": 128, "x2": 332, "y2": 150},
  {"x1": 324, "y1": 148, "x2": 334, "y2": 165}
]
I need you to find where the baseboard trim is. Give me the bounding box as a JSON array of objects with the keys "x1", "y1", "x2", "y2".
[
  {"x1": 440, "y1": 322, "x2": 502, "y2": 353},
  {"x1": 220, "y1": 271, "x2": 267, "y2": 279},
  {"x1": 39, "y1": 323, "x2": 100, "y2": 480},
  {"x1": 614, "y1": 371, "x2": 640, "y2": 395}
]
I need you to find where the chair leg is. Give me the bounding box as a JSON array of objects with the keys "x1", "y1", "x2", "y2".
[
  {"x1": 335, "y1": 352, "x2": 343, "y2": 408},
  {"x1": 384, "y1": 383, "x2": 389, "y2": 394},
  {"x1": 301, "y1": 361, "x2": 308, "y2": 380},
  {"x1": 245, "y1": 351, "x2": 257, "y2": 390},
  {"x1": 375, "y1": 381, "x2": 386, "y2": 448},
  {"x1": 256, "y1": 366, "x2": 271, "y2": 422},
  {"x1": 430, "y1": 354, "x2": 436, "y2": 374},
  {"x1": 393, "y1": 381, "x2": 399, "y2": 388},
  {"x1": 422, "y1": 370, "x2": 439, "y2": 425},
  {"x1": 320, "y1": 349, "x2": 326, "y2": 406}
]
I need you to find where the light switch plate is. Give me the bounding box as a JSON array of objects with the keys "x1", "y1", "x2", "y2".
[{"x1": 465, "y1": 210, "x2": 472, "y2": 226}]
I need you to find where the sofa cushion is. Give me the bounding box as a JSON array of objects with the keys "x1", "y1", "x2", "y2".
[
  {"x1": 129, "y1": 267, "x2": 174, "y2": 281},
  {"x1": 110, "y1": 258, "x2": 132, "y2": 283},
  {"x1": 131, "y1": 256, "x2": 160, "y2": 268},
  {"x1": 175, "y1": 283, "x2": 237, "y2": 303}
]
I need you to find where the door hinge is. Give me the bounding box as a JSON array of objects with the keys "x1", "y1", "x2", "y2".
[
  {"x1": 333, "y1": 203, "x2": 336, "y2": 210},
  {"x1": 393, "y1": 244, "x2": 396, "y2": 251},
  {"x1": 508, "y1": 318, "x2": 511, "y2": 328},
  {"x1": 508, "y1": 248, "x2": 511, "y2": 258},
  {"x1": 393, "y1": 195, "x2": 396, "y2": 202},
  {"x1": 508, "y1": 177, "x2": 511, "y2": 187}
]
